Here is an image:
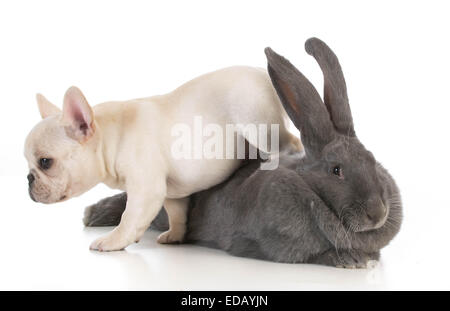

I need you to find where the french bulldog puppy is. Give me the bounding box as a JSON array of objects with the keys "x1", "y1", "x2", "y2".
[{"x1": 24, "y1": 66, "x2": 301, "y2": 251}]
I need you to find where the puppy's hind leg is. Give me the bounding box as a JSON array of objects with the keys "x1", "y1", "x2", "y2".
[
  {"x1": 157, "y1": 197, "x2": 189, "y2": 244},
  {"x1": 286, "y1": 132, "x2": 303, "y2": 153}
]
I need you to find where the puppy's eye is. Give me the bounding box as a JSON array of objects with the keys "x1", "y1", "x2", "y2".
[
  {"x1": 333, "y1": 165, "x2": 342, "y2": 177},
  {"x1": 39, "y1": 158, "x2": 53, "y2": 170}
]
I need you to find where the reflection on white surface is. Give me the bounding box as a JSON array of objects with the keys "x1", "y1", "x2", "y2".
[{"x1": 0, "y1": 177, "x2": 448, "y2": 290}]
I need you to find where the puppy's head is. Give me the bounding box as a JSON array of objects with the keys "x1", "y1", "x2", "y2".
[{"x1": 24, "y1": 87, "x2": 103, "y2": 204}]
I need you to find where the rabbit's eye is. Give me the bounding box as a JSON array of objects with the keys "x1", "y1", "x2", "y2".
[{"x1": 333, "y1": 166, "x2": 342, "y2": 177}]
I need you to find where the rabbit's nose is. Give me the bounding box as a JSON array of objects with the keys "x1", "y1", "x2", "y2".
[{"x1": 366, "y1": 197, "x2": 387, "y2": 226}]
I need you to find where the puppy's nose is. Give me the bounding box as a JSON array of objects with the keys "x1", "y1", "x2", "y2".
[
  {"x1": 366, "y1": 197, "x2": 387, "y2": 225},
  {"x1": 27, "y1": 173, "x2": 35, "y2": 186}
]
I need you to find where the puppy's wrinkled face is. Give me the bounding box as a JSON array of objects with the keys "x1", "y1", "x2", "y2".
[{"x1": 24, "y1": 87, "x2": 101, "y2": 204}]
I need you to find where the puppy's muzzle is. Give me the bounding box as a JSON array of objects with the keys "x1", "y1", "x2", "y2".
[
  {"x1": 27, "y1": 173, "x2": 37, "y2": 202},
  {"x1": 27, "y1": 173, "x2": 35, "y2": 186}
]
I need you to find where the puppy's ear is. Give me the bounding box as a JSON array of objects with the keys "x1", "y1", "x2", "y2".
[
  {"x1": 36, "y1": 93, "x2": 61, "y2": 119},
  {"x1": 62, "y1": 86, "x2": 95, "y2": 142}
]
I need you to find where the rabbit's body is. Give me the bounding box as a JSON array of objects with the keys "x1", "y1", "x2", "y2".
[
  {"x1": 83, "y1": 38, "x2": 402, "y2": 267},
  {"x1": 184, "y1": 153, "x2": 325, "y2": 263}
]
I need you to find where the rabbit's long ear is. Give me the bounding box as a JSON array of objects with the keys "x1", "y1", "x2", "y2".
[
  {"x1": 265, "y1": 47, "x2": 335, "y2": 154},
  {"x1": 305, "y1": 38, "x2": 355, "y2": 137}
]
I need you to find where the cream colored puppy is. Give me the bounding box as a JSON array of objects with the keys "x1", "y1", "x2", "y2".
[{"x1": 24, "y1": 66, "x2": 300, "y2": 251}]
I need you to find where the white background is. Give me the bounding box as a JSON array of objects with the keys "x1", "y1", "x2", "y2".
[{"x1": 0, "y1": 0, "x2": 449, "y2": 290}]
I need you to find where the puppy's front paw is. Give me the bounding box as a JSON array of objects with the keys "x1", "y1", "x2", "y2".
[
  {"x1": 157, "y1": 229, "x2": 185, "y2": 244},
  {"x1": 89, "y1": 230, "x2": 134, "y2": 252}
]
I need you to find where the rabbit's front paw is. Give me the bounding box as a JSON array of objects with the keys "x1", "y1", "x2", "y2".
[
  {"x1": 335, "y1": 251, "x2": 371, "y2": 269},
  {"x1": 310, "y1": 249, "x2": 379, "y2": 268}
]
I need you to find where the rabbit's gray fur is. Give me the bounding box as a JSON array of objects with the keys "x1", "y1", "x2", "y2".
[{"x1": 83, "y1": 38, "x2": 402, "y2": 268}]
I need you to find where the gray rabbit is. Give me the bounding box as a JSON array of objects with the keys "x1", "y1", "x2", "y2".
[{"x1": 83, "y1": 38, "x2": 402, "y2": 268}]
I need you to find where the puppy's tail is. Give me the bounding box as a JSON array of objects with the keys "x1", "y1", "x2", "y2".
[{"x1": 83, "y1": 192, "x2": 169, "y2": 231}]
